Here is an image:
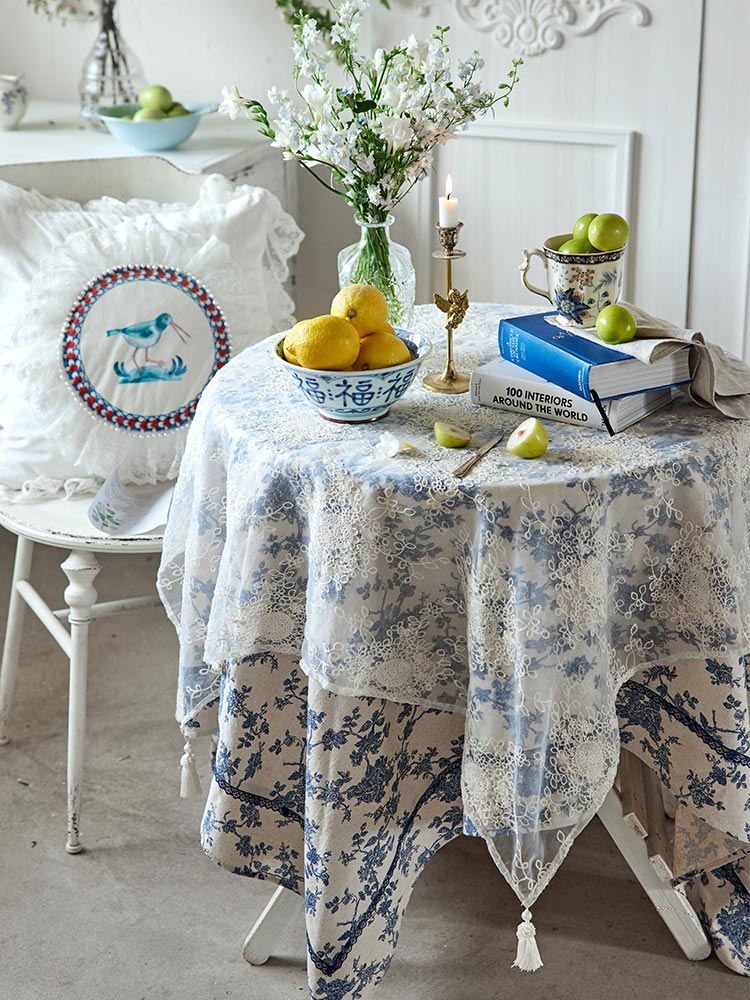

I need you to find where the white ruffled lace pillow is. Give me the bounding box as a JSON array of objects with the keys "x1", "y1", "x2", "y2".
[
  {"x1": 0, "y1": 176, "x2": 303, "y2": 496},
  {"x1": 0, "y1": 174, "x2": 300, "y2": 358}
]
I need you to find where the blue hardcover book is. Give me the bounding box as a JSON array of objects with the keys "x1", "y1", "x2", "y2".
[{"x1": 498, "y1": 312, "x2": 692, "y2": 401}]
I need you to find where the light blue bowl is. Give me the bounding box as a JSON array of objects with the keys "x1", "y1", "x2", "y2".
[
  {"x1": 83, "y1": 102, "x2": 219, "y2": 152},
  {"x1": 275, "y1": 329, "x2": 432, "y2": 423}
]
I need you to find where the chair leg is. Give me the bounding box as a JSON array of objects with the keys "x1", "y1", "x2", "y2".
[
  {"x1": 242, "y1": 885, "x2": 305, "y2": 965},
  {"x1": 61, "y1": 549, "x2": 100, "y2": 855},
  {"x1": 0, "y1": 535, "x2": 35, "y2": 745}
]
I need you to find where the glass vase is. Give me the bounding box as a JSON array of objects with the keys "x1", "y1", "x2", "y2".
[
  {"x1": 79, "y1": 0, "x2": 145, "y2": 128},
  {"x1": 337, "y1": 215, "x2": 416, "y2": 330}
]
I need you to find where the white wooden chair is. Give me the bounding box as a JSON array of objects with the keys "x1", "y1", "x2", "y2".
[
  {"x1": 0, "y1": 156, "x2": 221, "y2": 854},
  {"x1": 0, "y1": 496, "x2": 162, "y2": 853}
]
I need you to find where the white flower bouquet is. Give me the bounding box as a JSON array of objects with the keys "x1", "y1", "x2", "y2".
[{"x1": 221, "y1": 0, "x2": 521, "y2": 321}]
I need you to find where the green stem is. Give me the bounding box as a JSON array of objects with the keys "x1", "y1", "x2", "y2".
[{"x1": 349, "y1": 225, "x2": 405, "y2": 325}]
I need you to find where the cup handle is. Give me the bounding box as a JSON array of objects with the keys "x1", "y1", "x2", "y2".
[{"x1": 519, "y1": 248, "x2": 552, "y2": 303}]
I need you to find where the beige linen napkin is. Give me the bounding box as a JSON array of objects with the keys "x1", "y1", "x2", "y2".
[{"x1": 548, "y1": 302, "x2": 750, "y2": 418}]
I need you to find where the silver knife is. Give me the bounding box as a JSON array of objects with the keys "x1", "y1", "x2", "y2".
[{"x1": 452, "y1": 433, "x2": 505, "y2": 479}]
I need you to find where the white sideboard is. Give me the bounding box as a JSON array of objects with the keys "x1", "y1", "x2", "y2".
[
  {"x1": 0, "y1": 100, "x2": 299, "y2": 298},
  {"x1": 0, "y1": 100, "x2": 295, "y2": 206}
]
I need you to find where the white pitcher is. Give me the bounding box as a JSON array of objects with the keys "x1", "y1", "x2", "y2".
[{"x1": 0, "y1": 75, "x2": 28, "y2": 130}]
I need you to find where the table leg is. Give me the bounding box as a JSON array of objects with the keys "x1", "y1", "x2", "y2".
[
  {"x1": 242, "y1": 885, "x2": 305, "y2": 966},
  {"x1": 598, "y1": 788, "x2": 711, "y2": 961}
]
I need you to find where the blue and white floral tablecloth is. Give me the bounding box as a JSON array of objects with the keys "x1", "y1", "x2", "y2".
[{"x1": 158, "y1": 304, "x2": 750, "y2": 994}]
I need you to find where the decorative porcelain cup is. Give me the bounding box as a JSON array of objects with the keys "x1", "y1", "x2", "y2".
[
  {"x1": 0, "y1": 75, "x2": 28, "y2": 130},
  {"x1": 519, "y1": 234, "x2": 626, "y2": 329}
]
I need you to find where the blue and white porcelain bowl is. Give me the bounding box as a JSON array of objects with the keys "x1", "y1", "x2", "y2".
[{"x1": 275, "y1": 329, "x2": 431, "y2": 423}]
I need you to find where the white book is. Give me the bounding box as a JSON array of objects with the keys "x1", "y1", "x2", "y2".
[{"x1": 470, "y1": 358, "x2": 673, "y2": 433}]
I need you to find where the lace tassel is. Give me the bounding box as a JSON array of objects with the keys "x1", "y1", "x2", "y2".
[
  {"x1": 180, "y1": 737, "x2": 202, "y2": 799},
  {"x1": 512, "y1": 908, "x2": 543, "y2": 972}
]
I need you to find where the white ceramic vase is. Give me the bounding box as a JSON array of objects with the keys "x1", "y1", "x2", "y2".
[{"x1": 0, "y1": 75, "x2": 28, "y2": 131}]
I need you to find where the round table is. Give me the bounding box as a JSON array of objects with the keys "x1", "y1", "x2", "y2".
[{"x1": 158, "y1": 303, "x2": 750, "y2": 995}]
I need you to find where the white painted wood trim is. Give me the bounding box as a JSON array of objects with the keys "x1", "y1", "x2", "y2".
[
  {"x1": 242, "y1": 885, "x2": 305, "y2": 966},
  {"x1": 51, "y1": 594, "x2": 162, "y2": 621},
  {"x1": 16, "y1": 581, "x2": 72, "y2": 657},
  {"x1": 598, "y1": 788, "x2": 711, "y2": 962},
  {"x1": 0, "y1": 536, "x2": 34, "y2": 746},
  {"x1": 416, "y1": 121, "x2": 636, "y2": 299},
  {"x1": 412, "y1": 0, "x2": 652, "y2": 58},
  {"x1": 61, "y1": 549, "x2": 101, "y2": 855},
  {"x1": 0, "y1": 506, "x2": 163, "y2": 554},
  {"x1": 743, "y1": 202, "x2": 750, "y2": 362}
]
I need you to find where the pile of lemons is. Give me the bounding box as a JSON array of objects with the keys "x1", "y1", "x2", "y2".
[{"x1": 283, "y1": 285, "x2": 412, "y2": 372}]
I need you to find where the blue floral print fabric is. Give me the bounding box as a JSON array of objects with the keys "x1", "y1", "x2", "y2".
[
  {"x1": 198, "y1": 651, "x2": 748, "y2": 996},
  {"x1": 202, "y1": 651, "x2": 465, "y2": 999}
]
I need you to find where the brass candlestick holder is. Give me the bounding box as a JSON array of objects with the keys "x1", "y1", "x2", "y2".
[{"x1": 422, "y1": 222, "x2": 470, "y2": 394}]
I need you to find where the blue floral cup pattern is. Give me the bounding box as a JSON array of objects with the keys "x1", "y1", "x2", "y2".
[
  {"x1": 0, "y1": 75, "x2": 28, "y2": 131},
  {"x1": 274, "y1": 329, "x2": 431, "y2": 422},
  {"x1": 519, "y1": 233, "x2": 626, "y2": 329}
]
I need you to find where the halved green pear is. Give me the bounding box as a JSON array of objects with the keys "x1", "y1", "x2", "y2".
[
  {"x1": 434, "y1": 421, "x2": 471, "y2": 448},
  {"x1": 506, "y1": 418, "x2": 548, "y2": 459}
]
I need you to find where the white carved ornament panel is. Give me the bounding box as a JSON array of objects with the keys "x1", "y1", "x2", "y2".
[{"x1": 411, "y1": 0, "x2": 651, "y2": 57}]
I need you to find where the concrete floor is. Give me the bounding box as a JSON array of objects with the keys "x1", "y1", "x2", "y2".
[{"x1": 0, "y1": 524, "x2": 744, "y2": 1000}]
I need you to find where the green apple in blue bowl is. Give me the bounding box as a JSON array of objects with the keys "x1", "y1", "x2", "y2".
[
  {"x1": 133, "y1": 107, "x2": 165, "y2": 121},
  {"x1": 83, "y1": 100, "x2": 219, "y2": 151},
  {"x1": 138, "y1": 84, "x2": 174, "y2": 113}
]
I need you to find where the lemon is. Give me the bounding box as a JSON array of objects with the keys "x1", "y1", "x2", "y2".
[
  {"x1": 331, "y1": 284, "x2": 390, "y2": 338},
  {"x1": 434, "y1": 422, "x2": 471, "y2": 448},
  {"x1": 283, "y1": 315, "x2": 360, "y2": 371},
  {"x1": 352, "y1": 331, "x2": 412, "y2": 371}
]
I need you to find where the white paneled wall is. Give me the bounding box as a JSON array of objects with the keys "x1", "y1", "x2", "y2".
[
  {"x1": 371, "y1": 0, "x2": 704, "y2": 331},
  {"x1": 689, "y1": 0, "x2": 750, "y2": 361},
  {"x1": 0, "y1": 0, "x2": 748, "y2": 359},
  {"x1": 0, "y1": 1, "x2": 295, "y2": 107},
  {"x1": 402, "y1": 123, "x2": 636, "y2": 308}
]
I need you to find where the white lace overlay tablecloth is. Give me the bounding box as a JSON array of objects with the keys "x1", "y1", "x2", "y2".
[{"x1": 158, "y1": 302, "x2": 750, "y2": 911}]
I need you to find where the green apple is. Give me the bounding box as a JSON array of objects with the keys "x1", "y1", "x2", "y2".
[
  {"x1": 138, "y1": 84, "x2": 173, "y2": 113},
  {"x1": 596, "y1": 304, "x2": 637, "y2": 344},
  {"x1": 133, "y1": 108, "x2": 166, "y2": 121},
  {"x1": 588, "y1": 213, "x2": 629, "y2": 252},
  {"x1": 434, "y1": 421, "x2": 471, "y2": 448},
  {"x1": 559, "y1": 238, "x2": 596, "y2": 255},
  {"x1": 167, "y1": 103, "x2": 191, "y2": 117},
  {"x1": 573, "y1": 212, "x2": 598, "y2": 242},
  {"x1": 506, "y1": 417, "x2": 548, "y2": 459}
]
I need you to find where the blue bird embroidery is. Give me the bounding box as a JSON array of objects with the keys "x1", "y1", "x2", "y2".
[{"x1": 106, "y1": 312, "x2": 191, "y2": 370}]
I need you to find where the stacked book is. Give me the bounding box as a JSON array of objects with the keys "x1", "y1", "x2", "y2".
[{"x1": 470, "y1": 311, "x2": 692, "y2": 433}]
